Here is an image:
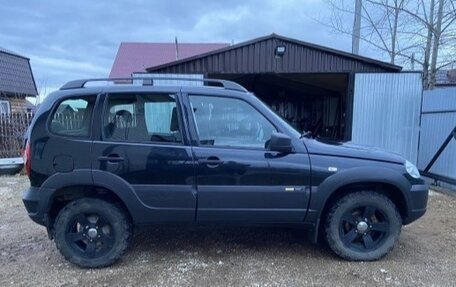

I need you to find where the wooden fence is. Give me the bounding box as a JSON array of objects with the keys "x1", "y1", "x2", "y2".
[
  {"x1": 0, "y1": 113, "x2": 33, "y2": 158},
  {"x1": 53, "y1": 112, "x2": 85, "y2": 130}
]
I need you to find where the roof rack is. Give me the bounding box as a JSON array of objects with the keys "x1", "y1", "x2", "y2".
[{"x1": 59, "y1": 77, "x2": 248, "y2": 92}]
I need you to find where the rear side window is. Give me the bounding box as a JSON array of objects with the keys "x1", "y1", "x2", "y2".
[
  {"x1": 103, "y1": 93, "x2": 182, "y2": 143},
  {"x1": 50, "y1": 96, "x2": 96, "y2": 137}
]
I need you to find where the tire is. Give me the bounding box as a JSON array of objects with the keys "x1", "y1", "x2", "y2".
[
  {"x1": 325, "y1": 191, "x2": 402, "y2": 261},
  {"x1": 54, "y1": 198, "x2": 132, "y2": 268}
]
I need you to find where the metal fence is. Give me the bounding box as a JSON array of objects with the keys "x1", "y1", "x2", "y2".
[
  {"x1": 0, "y1": 113, "x2": 33, "y2": 158},
  {"x1": 417, "y1": 87, "x2": 456, "y2": 187}
]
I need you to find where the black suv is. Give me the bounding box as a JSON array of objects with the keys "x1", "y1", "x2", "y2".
[{"x1": 23, "y1": 78, "x2": 428, "y2": 268}]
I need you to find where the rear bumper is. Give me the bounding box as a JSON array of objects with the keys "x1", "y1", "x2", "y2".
[
  {"x1": 404, "y1": 184, "x2": 429, "y2": 225},
  {"x1": 22, "y1": 186, "x2": 54, "y2": 227}
]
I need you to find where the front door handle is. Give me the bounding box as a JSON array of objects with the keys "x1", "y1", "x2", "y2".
[
  {"x1": 98, "y1": 154, "x2": 124, "y2": 163},
  {"x1": 198, "y1": 156, "x2": 223, "y2": 167}
]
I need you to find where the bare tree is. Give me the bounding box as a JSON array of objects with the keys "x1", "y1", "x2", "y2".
[{"x1": 324, "y1": 0, "x2": 456, "y2": 89}]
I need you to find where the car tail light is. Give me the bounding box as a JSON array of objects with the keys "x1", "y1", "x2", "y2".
[{"x1": 23, "y1": 141, "x2": 31, "y2": 176}]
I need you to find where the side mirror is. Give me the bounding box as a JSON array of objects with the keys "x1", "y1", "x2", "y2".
[{"x1": 268, "y1": 132, "x2": 293, "y2": 153}]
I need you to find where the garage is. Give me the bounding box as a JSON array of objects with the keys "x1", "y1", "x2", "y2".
[
  {"x1": 145, "y1": 34, "x2": 402, "y2": 142},
  {"x1": 144, "y1": 34, "x2": 422, "y2": 162}
]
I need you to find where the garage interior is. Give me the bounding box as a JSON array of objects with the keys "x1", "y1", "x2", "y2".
[
  {"x1": 146, "y1": 34, "x2": 401, "y2": 142},
  {"x1": 210, "y1": 73, "x2": 349, "y2": 140}
]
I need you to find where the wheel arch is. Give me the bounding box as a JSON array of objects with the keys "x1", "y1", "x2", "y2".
[
  {"x1": 41, "y1": 170, "x2": 144, "y2": 230},
  {"x1": 47, "y1": 185, "x2": 133, "y2": 231},
  {"x1": 320, "y1": 182, "x2": 408, "y2": 223},
  {"x1": 308, "y1": 166, "x2": 412, "y2": 243}
]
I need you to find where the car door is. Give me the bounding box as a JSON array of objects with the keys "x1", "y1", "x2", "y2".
[
  {"x1": 186, "y1": 93, "x2": 311, "y2": 222},
  {"x1": 91, "y1": 91, "x2": 196, "y2": 222}
]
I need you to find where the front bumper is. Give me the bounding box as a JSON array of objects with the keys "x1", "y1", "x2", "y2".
[{"x1": 403, "y1": 184, "x2": 429, "y2": 225}]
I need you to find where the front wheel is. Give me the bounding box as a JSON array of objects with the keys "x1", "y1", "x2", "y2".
[
  {"x1": 54, "y1": 198, "x2": 132, "y2": 268},
  {"x1": 325, "y1": 191, "x2": 402, "y2": 261}
]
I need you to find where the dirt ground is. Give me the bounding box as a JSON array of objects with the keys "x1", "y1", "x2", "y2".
[{"x1": 0, "y1": 175, "x2": 455, "y2": 287}]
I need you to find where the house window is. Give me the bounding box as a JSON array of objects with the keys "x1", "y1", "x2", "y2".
[{"x1": 0, "y1": 100, "x2": 11, "y2": 115}]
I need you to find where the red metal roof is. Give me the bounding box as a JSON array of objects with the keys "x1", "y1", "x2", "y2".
[{"x1": 109, "y1": 42, "x2": 229, "y2": 78}]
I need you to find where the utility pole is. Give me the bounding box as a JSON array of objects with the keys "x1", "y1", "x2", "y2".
[
  {"x1": 429, "y1": 0, "x2": 444, "y2": 89},
  {"x1": 175, "y1": 36, "x2": 179, "y2": 61},
  {"x1": 352, "y1": 0, "x2": 362, "y2": 54},
  {"x1": 411, "y1": 53, "x2": 415, "y2": 70}
]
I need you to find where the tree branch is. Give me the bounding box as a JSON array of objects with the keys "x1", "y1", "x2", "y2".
[
  {"x1": 437, "y1": 60, "x2": 456, "y2": 69},
  {"x1": 361, "y1": 3, "x2": 392, "y2": 54}
]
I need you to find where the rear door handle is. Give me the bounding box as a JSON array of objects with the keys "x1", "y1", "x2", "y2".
[
  {"x1": 98, "y1": 154, "x2": 124, "y2": 163},
  {"x1": 198, "y1": 156, "x2": 223, "y2": 167}
]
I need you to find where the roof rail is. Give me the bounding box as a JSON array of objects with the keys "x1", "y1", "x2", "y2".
[{"x1": 59, "y1": 77, "x2": 248, "y2": 92}]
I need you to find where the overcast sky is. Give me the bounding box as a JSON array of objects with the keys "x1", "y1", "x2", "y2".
[{"x1": 1, "y1": 0, "x2": 363, "y2": 97}]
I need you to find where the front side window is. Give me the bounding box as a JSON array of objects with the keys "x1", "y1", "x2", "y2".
[
  {"x1": 50, "y1": 96, "x2": 96, "y2": 137},
  {"x1": 103, "y1": 93, "x2": 181, "y2": 143},
  {"x1": 189, "y1": 95, "x2": 276, "y2": 148}
]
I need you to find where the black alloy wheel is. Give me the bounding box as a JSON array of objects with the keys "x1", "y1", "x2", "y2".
[
  {"x1": 54, "y1": 198, "x2": 132, "y2": 268},
  {"x1": 65, "y1": 212, "x2": 115, "y2": 259},
  {"x1": 339, "y1": 205, "x2": 390, "y2": 251},
  {"x1": 325, "y1": 191, "x2": 402, "y2": 261}
]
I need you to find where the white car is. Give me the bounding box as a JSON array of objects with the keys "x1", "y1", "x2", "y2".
[{"x1": 0, "y1": 157, "x2": 24, "y2": 175}]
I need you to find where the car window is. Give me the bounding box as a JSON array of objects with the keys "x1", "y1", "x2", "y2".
[
  {"x1": 189, "y1": 95, "x2": 276, "y2": 148},
  {"x1": 104, "y1": 93, "x2": 182, "y2": 143},
  {"x1": 50, "y1": 96, "x2": 96, "y2": 137}
]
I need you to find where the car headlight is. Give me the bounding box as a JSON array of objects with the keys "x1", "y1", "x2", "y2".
[{"x1": 405, "y1": 160, "x2": 420, "y2": 179}]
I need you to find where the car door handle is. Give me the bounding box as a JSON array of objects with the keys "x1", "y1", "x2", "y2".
[
  {"x1": 198, "y1": 157, "x2": 223, "y2": 167},
  {"x1": 98, "y1": 155, "x2": 124, "y2": 163}
]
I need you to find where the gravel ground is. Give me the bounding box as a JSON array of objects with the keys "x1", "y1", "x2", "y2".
[{"x1": 0, "y1": 175, "x2": 455, "y2": 287}]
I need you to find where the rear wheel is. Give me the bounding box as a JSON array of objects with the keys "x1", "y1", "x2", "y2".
[
  {"x1": 325, "y1": 191, "x2": 402, "y2": 261},
  {"x1": 54, "y1": 198, "x2": 132, "y2": 268}
]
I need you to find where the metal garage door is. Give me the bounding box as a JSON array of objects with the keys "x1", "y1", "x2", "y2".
[
  {"x1": 351, "y1": 73, "x2": 422, "y2": 164},
  {"x1": 418, "y1": 87, "x2": 456, "y2": 186}
]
